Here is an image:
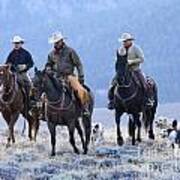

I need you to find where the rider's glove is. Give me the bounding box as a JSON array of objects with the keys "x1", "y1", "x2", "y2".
[{"x1": 17, "y1": 64, "x2": 27, "y2": 71}]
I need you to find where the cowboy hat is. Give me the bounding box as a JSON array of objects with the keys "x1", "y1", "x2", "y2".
[
  {"x1": 11, "y1": 35, "x2": 25, "y2": 43},
  {"x1": 48, "y1": 31, "x2": 66, "y2": 44},
  {"x1": 118, "y1": 33, "x2": 134, "y2": 42}
]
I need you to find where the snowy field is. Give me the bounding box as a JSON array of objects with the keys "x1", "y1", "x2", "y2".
[{"x1": 0, "y1": 103, "x2": 180, "y2": 180}]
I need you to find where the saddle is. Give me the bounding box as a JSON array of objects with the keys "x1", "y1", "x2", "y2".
[{"x1": 131, "y1": 72, "x2": 155, "y2": 92}]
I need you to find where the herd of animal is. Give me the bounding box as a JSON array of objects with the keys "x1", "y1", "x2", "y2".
[{"x1": 0, "y1": 63, "x2": 178, "y2": 157}]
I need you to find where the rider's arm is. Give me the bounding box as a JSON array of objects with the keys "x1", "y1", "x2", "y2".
[
  {"x1": 128, "y1": 46, "x2": 144, "y2": 65},
  {"x1": 45, "y1": 53, "x2": 54, "y2": 69},
  {"x1": 70, "y1": 49, "x2": 84, "y2": 81},
  {"x1": 24, "y1": 51, "x2": 34, "y2": 71}
]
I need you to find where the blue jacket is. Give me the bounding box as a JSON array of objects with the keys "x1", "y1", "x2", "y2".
[{"x1": 6, "y1": 48, "x2": 34, "y2": 72}]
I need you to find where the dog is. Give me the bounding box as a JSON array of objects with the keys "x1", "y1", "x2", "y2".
[
  {"x1": 167, "y1": 120, "x2": 180, "y2": 149},
  {"x1": 91, "y1": 122, "x2": 104, "y2": 146},
  {"x1": 155, "y1": 116, "x2": 171, "y2": 130}
]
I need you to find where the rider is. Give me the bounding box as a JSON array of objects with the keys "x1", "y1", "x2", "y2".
[
  {"x1": 45, "y1": 31, "x2": 90, "y2": 116},
  {"x1": 108, "y1": 32, "x2": 151, "y2": 110},
  {"x1": 5, "y1": 35, "x2": 34, "y2": 110}
]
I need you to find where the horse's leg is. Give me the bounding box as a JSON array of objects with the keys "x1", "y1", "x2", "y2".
[
  {"x1": 6, "y1": 112, "x2": 19, "y2": 147},
  {"x1": 131, "y1": 114, "x2": 136, "y2": 145},
  {"x1": 148, "y1": 109, "x2": 155, "y2": 140},
  {"x1": 68, "y1": 121, "x2": 79, "y2": 154},
  {"x1": 135, "y1": 113, "x2": 142, "y2": 142},
  {"x1": 33, "y1": 116, "x2": 40, "y2": 141},
  {"x1": 75, "y1": 119, "x2": 86, "y2": 154},
  {"x1": 2, "y1": 113, "x2": 11, "y2": 147},
  {"x1": 6, "y1": 118, "x2": 12, "y2": 148},
  {"x1": 28, "y1": 116, "x2": 33, "y2": 141},
  {"x1": 128, "y1": 115, "x2": 133, "y2": 137},
  {"x1": 24, "y1": 113, "x2": 34, "y2": 141},
  {"x1": 82, "y1": 115, "x2": 91, "y2": 154},
  {"x1": 115, "y1": 111, "x2": 123, "y2": 146},
  {"x1": 30, "y1": 111, "x2": 40, "y2": 141},
  {"x1": 47, "y1": 120, "x2": 56, "y2": 156}
]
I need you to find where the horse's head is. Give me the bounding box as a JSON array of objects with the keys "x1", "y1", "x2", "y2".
[
  {"x1": 116, "y1": 50, "x2": 130, "y2": 85},
  {"x1": 32, "y1": 67, "x2": 45, "y2": 98},
  {"x1": 0, "y1": 64, "x2": 12, "y2": 93},
  {"x1": 32, "y1": 67, "x2": 64, "y2": 100}
]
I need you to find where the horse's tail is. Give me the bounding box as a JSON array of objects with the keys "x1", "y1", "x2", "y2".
[{"x1": 21, "y1": 118, "x2": 26, "y2": 136}]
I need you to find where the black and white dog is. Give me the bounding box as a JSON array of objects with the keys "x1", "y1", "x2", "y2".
[
  {"x1": 91, "y1": 123, "x2": 104, "y2": 146},
  {"x1": 166, "y1": 120, "x2": 180, "y2": 149}
]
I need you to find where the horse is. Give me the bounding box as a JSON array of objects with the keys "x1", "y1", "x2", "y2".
[
  {"x1": 32, "y1": 68, "x2": 94, "y2": 156},
  {"x1": 0, "y1": 64, "x2": 39, "y2": 147},
  {"x1": 113, "y1": 53, "x2": 158, "y2": 145}
]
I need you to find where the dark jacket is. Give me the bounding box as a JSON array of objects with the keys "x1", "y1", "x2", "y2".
[
  {"x1": 6, "y1": 48, "x2": 34, "y2": 72},
  {"x1": 46, "y1": 45, "x2": 84, "y2": 79}
]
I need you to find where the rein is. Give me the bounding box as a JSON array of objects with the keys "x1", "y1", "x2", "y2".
[
  {"x1": 47, "y1": 90, "x2": 74, "y2": 111},
  {"x1": 115, "y1": 76, "x2": 138, "y2": 103}
]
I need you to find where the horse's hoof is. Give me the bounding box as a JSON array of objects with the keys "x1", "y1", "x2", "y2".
[
  {"x1": 83, "y1": 148, "x2": 88, "y2": 155},
  {"x1": 149, "y1": 134, "x2": 155, "y2": 140},
  {"x1": 117, "y1": 137, "x2": 124, "y2": 146},
  {"x1": 74, "y1": 149, "x2": 80, "y2": 154},
  {"x1": 149, "y1": 130, "x2": 155, "y2": 140},
  {"x1": 132, "y1": 138, "x2": 136, "y2": 145},
  {"x1": 51, "y1": 152, "x2": 56, "y2": 156}
]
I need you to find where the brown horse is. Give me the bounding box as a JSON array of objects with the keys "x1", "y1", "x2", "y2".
[{"x1": 0, "y1": 64, "x2": 39, "y2": 147}]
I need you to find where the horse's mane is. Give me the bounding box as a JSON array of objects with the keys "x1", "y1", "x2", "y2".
[{"x1": 46, "y1": 73, "x2": 63, "y2": 92}]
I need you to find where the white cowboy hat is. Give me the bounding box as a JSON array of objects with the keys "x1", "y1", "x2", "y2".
[
  {"x1": 118, "y1": 33, "x2": 134, "y2": 42},
  {"x1": 48, "y1": 31, "x2": 66, "y2": 44},
  {"x1": 11, "y1": 35, "x2": 25, "y2": 43}
]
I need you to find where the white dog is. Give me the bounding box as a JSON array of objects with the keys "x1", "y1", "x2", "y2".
[{"x1": 91, "y1": 122, "x2": 104, "y2": 146}]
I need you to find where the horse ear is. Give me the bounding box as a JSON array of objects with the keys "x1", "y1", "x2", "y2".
[{"x1": 34, "y1": 67, "x2": 38, "y2": 73}]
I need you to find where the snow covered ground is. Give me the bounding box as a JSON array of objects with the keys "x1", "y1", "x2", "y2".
[{"x1": 0, "y1": 103, "x2": 180, "y2": 180}]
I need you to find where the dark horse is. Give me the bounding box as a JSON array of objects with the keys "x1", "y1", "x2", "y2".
[
  {"x1": 0, "y1": 64, "x2": 39, "y2": 147},
  {"x1": 114, "y1": 53, "x2": 158, "y2": 145},
  {"x1": 33, "y1": 68, "x2": 94, "y2": 156}
]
